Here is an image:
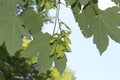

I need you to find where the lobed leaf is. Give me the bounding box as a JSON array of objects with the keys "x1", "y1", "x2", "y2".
[
  {"x1": 22, "y1": 32, "x2": 53, "y2": 73},
  {"x1": 0, "y1": 5, "x2": 28, "y2": 55},
  {"x1": 74, "y1": 5, "x2": 120, "y2": 55},
  {"x1": 21, "y1": 9, "x2": 43, "y2": 34},
  {"x1": 22, "y1": 32, "x2": 51, "y2": 58}
]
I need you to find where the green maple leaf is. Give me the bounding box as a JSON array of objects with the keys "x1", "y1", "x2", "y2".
[
  {"x1": 0, "y1": 5, "x2": 29, "y2": 55},
  {"x1": 53, "y1": 54, "x2": 67, "y2": 75},
  {"x1": 38, "y1": 48, "x2": 53, "y2": 73},
  {"x1": 74, "y1": 5, "x2": 120, "y2": 55},
  {"x1": 21, "y1": 9, "x2": 43, "y2": 34},
  {"x1": 111, "y1": 0, "x2": 120, "y2": 4},
  {"x1": 22, "y1": 33, "x2": 67, "y2": 74},
  {"x1": 22, "y1": 32, "x2": 52, "y2": 73},
  {"x1": 38, "y1": 54, "x2": 52, "y2": 74},
  {"x1": 22, "y1": 32, "x2": 51, "y2": 58}
]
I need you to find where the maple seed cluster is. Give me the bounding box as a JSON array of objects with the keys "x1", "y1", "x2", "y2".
[{"x1": 49, "y1": 30, "x2": 71, "y2": 58}]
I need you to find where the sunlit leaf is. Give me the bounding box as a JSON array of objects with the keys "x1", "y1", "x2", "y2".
[
  {"x1": 48, "y1": 67, "x2": 62, "y2": 80},
  {"x1": 47, "y1": 67, "x2": 75, "y2": 80},
  {"x1": 62, "y1": 68, "x2": 75, "y2": 80}
]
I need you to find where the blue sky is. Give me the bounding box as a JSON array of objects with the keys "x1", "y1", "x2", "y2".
[{"x1": 43, "y1": 0, "x2": 120, "y2": 80}]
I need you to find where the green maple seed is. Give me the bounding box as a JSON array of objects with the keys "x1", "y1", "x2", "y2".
[
  {"x1": 49, "y1": 44, "x2": 56, "y2": 57},
  {"x1": 64, "y1": 36, "x2": 71, "y2": 44},
  {"x1": 65, "y1": 44, "x2": 71, "y2": 52},
  {"x1": 56, "y1": 43, "x2": 60, "y2": 54},
  {"x1": 59, "y1": 43, "x2": 65, "y2": 51},
  {"x1": 49, "y1": 37, "x2": 57, "y2": 45}
]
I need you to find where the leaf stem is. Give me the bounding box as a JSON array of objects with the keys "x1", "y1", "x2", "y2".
[
  {"x1": 52, "y1": 0, "x2": 61, "y2": 35},
  {"x1": 58, "y1": 0, "x2": 62, "y2": 33},
  {"x1": 52, "y1": 7, "x2": 58, "y2": 35},
  {"x1": 90, "y1": 0, "x2": 99, "y2": 15}
]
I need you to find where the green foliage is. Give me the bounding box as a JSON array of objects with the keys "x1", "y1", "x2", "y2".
[
  {"x1": 0, "y1": 5, "x2": 27, "y2": 54},
  {"x1": 0, "y1": 0, "x2": 20, "y2": 12},
  {"x1": 0, "y1": 0, "x2": 30, "y2": 54},
  {"x1": 47, "y1": 67, "x2": 75, "y2": 80},
  {"x1": 21, "y1": 9, "x2": 43, "y2": 34},
  {"x1": 22, "y1": 32, "x2": 67, "y2": 75},
  {"x1": 0, "y1": 45, "x2": 70, "y2": 80},
  {"x1": 0, "y1": 0, "x2": 120, "y2": 79},
  {"x1": 0, "y1": 46, "x2": 40, "y2": 80},
  {"x1": 50, "y1": 30, "x2": 71, "y2": 58},
  {"x1": 22, "y1": 33, "x2": 53, "y2": 73},
  {"x1": 36, "y1": 0, "x2": 56, "y2": 12},
  {"x1": 73, "y1": 1, "x2": 120, "y2": 54},
  {"x1": 22, "y1": 33, "x2": 51, "y2": 58},
  {"x1": 71, "y1": 0, "x2": 81, "y2": 13},
  {"x1": 111, "y1": 0, "x2": 120, "y2": 4},
  {"x1": 53, "y1": 54, "x2": 67, "y2": 75}
]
